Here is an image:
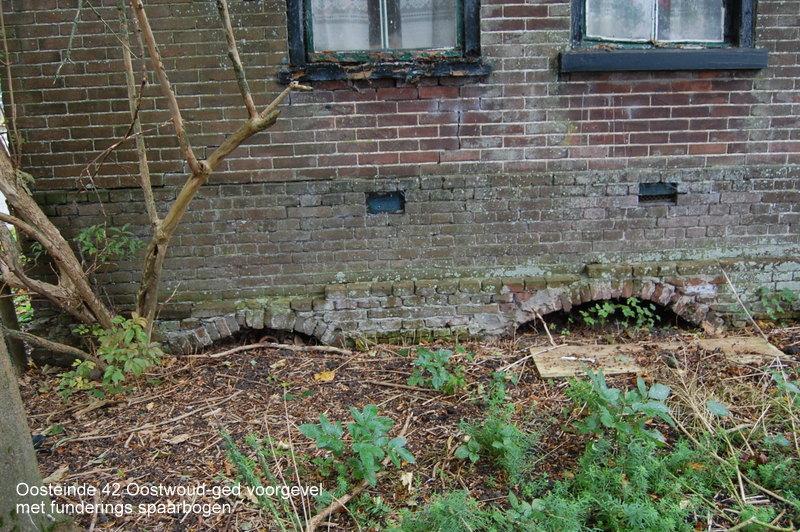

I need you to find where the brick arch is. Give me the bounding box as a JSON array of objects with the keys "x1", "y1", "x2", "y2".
[
  {"x1": 507, "y1": 277, "x2": 717, "y2": 332},
  {"x1": 161, "y1": 270, "x2": 729, "y2": 354},
  {"x1": 161, "y1": 306, "x2": 335, "y2": 354}
]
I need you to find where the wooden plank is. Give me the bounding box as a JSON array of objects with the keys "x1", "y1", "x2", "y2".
[
  {"x1": 532, "y1": 337, "x2": 786, "y2": 378},
  {"x1": 532, "y1": 344, "x2": 643, "y2": 378}
]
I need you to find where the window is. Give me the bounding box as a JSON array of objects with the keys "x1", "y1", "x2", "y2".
[
  {"x1": 310, "y1": 0, "x2": 459, "y2": 54},
  {"x1": 562, "y1": 0, "x2": 767, "y2": 72},
  {"x1": 585, "y1": 0, "x2": 726, "y2": 45},
  {"x1": 282, "y1": 0, "x2": 487, "y2": 82}
]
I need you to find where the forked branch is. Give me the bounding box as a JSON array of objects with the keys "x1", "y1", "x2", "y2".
[
  {"x1": 129, "y1": 0, "x2": 203, "y2": 176},
  {"x1": 215, "y1": 0, "x2": 257, "y2": 119},
  {"x1": 132, "y1": 0, "x2": 310, "y2": 331}
]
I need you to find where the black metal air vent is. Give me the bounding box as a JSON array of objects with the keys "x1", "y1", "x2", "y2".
[
  {"x1": 366, "y1": 191, "x2": 405, "y2": 214},
  {"x1": 638, "y1": 182, "x2": 678, "y2": 205}
]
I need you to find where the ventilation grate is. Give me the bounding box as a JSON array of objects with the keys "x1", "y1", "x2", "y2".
[
  {"x1": 638, "y1": 182, "x2": 678, "y2": 205},
  {"x1": 366, "y1": 191, "x2": 405, "y2": 214}
]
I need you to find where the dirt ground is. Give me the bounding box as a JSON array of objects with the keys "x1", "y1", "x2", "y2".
[{"x1": 19, "y1": 323, "x2": 800, "y2": 531}]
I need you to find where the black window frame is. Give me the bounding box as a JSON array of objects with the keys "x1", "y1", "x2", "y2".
[
  {"x1": 280, "y1": 0, "x2": 490, "y2": 83},
  {"x1": 561, "y1": 0, "x2": 767, "y2": 73}
]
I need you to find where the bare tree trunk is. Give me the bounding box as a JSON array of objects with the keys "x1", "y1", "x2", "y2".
[
  {"x1": 0, "y1": 284, "x2": 26, "y2": 373},
  {"x1": 130, "y1": 0, "x2": 310, "y2": 333},
  {"x1": 0, "y1": 0, "x2": 309, "y2": 350},
  {"x1": 0, "y1": 149, "x2": 115, "y2": 328},
  {"x1": 0, "y1": 329, "x2": 76, "y2": 531}
]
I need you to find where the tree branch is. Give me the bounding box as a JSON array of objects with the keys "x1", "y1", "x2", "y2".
[
  {"x1": 118, "y1": 0, "x2": 158, "y2": 229},
  {"x1": 131, "y1": 1, "x2": 310, "y2": 335},
  {"x1": 0, "y1": 2, "x2": 22, "y2": 166},
  {"x1": 215, "y1": 0, "x2": 257, "y2": 120},
  {"x1": 0, "y1": 150, "x2": 114, "y2": 327},
  {"x1": 0, "y1": 224, "x2": 96, "y2": 325},
  {"x1": 0, "y1": 323, "x2": 105, "y2": 370},
  {"x1": 205, "y1": 82, "x2": 311, "y2": 172},
  {"x1": 129, "y1": 0, "x2": 203, "y2": 176},
  {"x1": 53, "y1": 0, "x2": 84, "y2": 82}
]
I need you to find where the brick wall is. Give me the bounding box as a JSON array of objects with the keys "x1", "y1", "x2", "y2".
[{"x1": 4, "y1": 0, "x2": 799, "y2": 344}]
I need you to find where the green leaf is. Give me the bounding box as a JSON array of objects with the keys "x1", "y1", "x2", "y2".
[
  {"x1": 599, "y1": 409, "x2": 615, "y2": 428},
  {"x1": 455, "y1": 445, "x2": 471, "y2": 460},
  {"x1": 648, "y1": 383, "x2": 671, "y2": 401},
  {"x1": 706, "y1": 400, "x2": 731, "y2": 417},
  {"x1": 764, "y1": 434, "x2": 790, "y2": 447}
]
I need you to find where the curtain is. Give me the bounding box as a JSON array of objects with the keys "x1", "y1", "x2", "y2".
[{"x1": 311, "y1": 0, "x2": 457, "y2": 52}]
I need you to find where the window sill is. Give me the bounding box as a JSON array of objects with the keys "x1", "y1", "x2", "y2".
[
  {"x1": 277, "y1": 59, "x2": 492, "y2": 84},
  {"x1": 560, "y1": 48, "x2": 768, "y2": 73}
]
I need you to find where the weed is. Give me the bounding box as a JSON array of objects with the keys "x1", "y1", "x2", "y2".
[
  {"x1": 75, "y1": 223, "x2": 143, "y2": 266},
  {"x1": 758, "y1": 287, "x2": 798, "y2": 322},
  {"x1": 300, "y1": 404, "x2": 414, "y2": 487},
  {"x1": 59, "y1": 314, "x2": 162, "y2": 398},
  {"x1": 567, "y1": 370, "x2": 674, "y2": 443},
  {"x1": 390, "y1": 491, "x2": 493, "y2": 532},
  {"x1": 407, "y1": 347, "x2": 467, "y2": 394},
  {"x1": 13, "y1": 291, "x2": 33, "y2": 323},
  {"x1": 352, "y1": 494, "x2": 393, "y2": 529},
  {"x1": 579, "y1": 297, "x2": 660, "y2": 330},
  {"x1": 222, "y1": 432, "x2": 304, "y2": 531},
  {"x1": 456, "y1": 375, "x2": 536, "y2": 483}
]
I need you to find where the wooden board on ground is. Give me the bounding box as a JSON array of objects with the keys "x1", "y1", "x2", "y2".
[
  {"x1": 532, "y1": 344, "x2": 644, "y2": 378},
  {"x1": 532, "y1": 336, "x2": 786, "y2": 378}
]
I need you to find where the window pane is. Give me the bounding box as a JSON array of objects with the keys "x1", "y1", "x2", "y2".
[
  {"x1": 585, "y1": 0, "x2": 654, "y2": 42},
  {"x1": 656, "y1": 0, "x2": 724, "y2": 42},
  {"x1": 310, "y1": 0, "x2": 374, "y2": 52},
  {"x1": 311, "y1": 0, "x2": 458, "y2": 52},
  {"x1": 393, "y1": 0, "x2": 458, "y2": 49}
]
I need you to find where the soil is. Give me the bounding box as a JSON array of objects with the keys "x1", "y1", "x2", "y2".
[{"x1": 19, "y1": 322, "x2": 800, "y2": 531}]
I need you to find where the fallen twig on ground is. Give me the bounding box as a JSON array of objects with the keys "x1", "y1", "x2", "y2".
[
  {"x1": 719, "y1": 265, "x2": 770, "y2": 343},
  {"x1": 186, "y1": 342, "x2": 354, "y2": 359},
  {"x1": 56, "y1": 390, "x2": 243, "y2": 446}
]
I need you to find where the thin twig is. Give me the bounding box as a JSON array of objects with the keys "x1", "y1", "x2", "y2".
[
  {"x1": 0, "y1": 1, "x2": 21, "y2": 166},
  {"x1": 534, "y1": 310, "x2": 558, "y2": 347},
  {"x1": 719, "y1": 265, "x2": 770, "y2": 343},
  {"x1": 186, "y1": 342, "x2": 354, "y2": 359},
  {"x1": 361, "y1": 379, "x2": 438, "y2": 393},
  {"x1": 118, "y1": 0, "x2": 158, "y2": 228},
  {"x1": 130, "y1": 0, "x2": 202, "y2": 175},
  {"x1": 54, "y1": 0, "x2": 84, "y2": 82},
  {"x1": 215, "y1": 0, "x2": 257, "y2": 119}
]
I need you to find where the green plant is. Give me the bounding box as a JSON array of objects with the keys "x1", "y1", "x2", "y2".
[
  {"x1": 759, "y1": 287, "x2": 798, "y2": 322},
  {"x1": 75, "y1": 223, "x2": 143, "y2": 266},
  {"x1": 456, "y1": 376, "x2": 536, "y2": 483},
  {"x1": 352, "y1": 494, "x2": 393, "y2": 529},
  {"x1": 13, "y1": 291, "x2": 33, "y2": 323},
  {"x1": 59, "y1": 314, "x2": 162, "y2": 398},
  {"x1": 408, "y1": 347, "x2": 466, "y2": 394},
  {"x1": 222, "y1": 432, "x2": 303, "y2": 531},
  {"x1": 579, "y1": 297, "x2": 660, "y2": 330},
  {"x1": 567, "y1": 370, "x2": 674, "y2": 443},
  {"x1": 300, "y1": 404, "x2": 414, "y2": 487},
  {"x1": 391, "y1": 491, "x2": 493, "y2": 532}
]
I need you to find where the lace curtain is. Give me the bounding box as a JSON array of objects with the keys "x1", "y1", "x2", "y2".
[{"x1": 311, "y1": 0, "x2": 457, "y2": 52}]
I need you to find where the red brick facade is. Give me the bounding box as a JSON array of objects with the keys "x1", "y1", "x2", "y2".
[{"x1": 3, "y1": 0, "x2": 799, "y2": 343}]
